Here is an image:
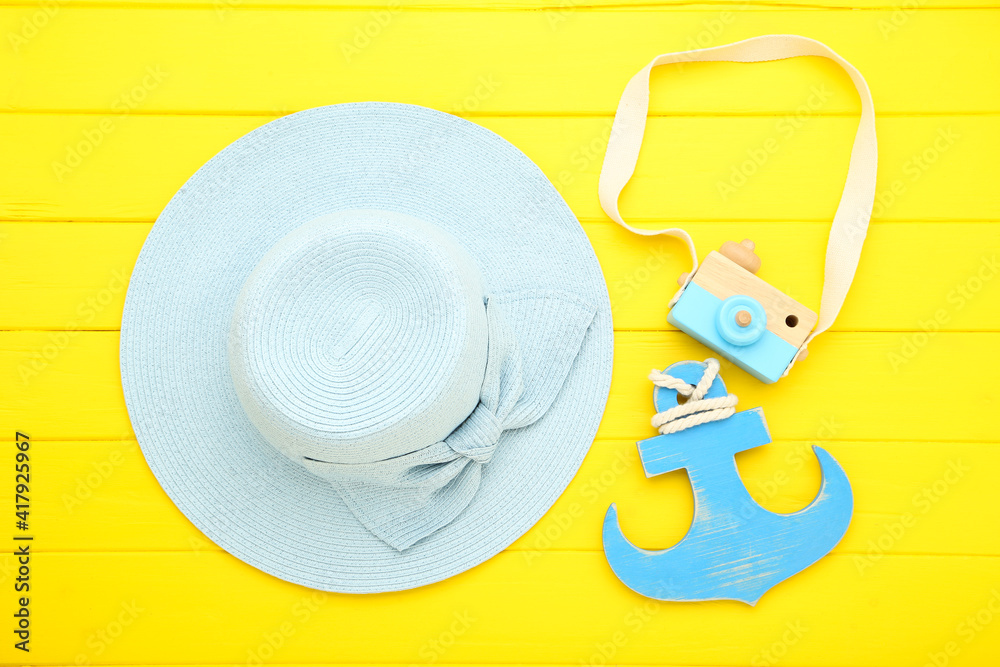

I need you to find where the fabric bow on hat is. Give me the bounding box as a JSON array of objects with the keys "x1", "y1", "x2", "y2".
[{"x1": 303, "y1": 291, "x2": 596, "y2": 551}]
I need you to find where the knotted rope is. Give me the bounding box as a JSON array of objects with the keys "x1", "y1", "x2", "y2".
[{"x1": 649, "y1": 358, "x2": 737, "y2": 435}]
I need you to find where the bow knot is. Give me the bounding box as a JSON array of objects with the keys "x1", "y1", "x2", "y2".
[
  {"x1": 447, "y1": 403, "x2": 502, "y2": 464},
  {"x1": 303, "y1": 290, "x2": 596, "y2": 551}
]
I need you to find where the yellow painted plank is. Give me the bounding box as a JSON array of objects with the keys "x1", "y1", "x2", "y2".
[
  {"x1": 0, "y1": 114, "x2": 993, "y2": 223},
  {"x1": 597, "y1": 221, "x2": 1000, "y2": 332},
  {"x1": 0, "y1": 222, "x2": 145, "y2": 330},
  {"x1": 2, "y1": 330, "x2": 998, "y2": 442},
  {"x1": 0, "y1": 1, "x2": 993, "y2": 664},
  {"x1": 3, "y1": 221, "x2": 999, "y2": 333},
  {"x1": 527, "y1": 439, "x2": 997, "y2": 558},
  {"x1": 1, "y1": 550, "x2": 997, "y2": 665},
  {"x1": 5, "y1": 438, "x2": 995, "y2": 558},
  {"x1": 3, "y1": 0, "x2": 995, "y2": 9},
  {"x1": 0, "y1": 10, "x2": 998, "y2": 114}
]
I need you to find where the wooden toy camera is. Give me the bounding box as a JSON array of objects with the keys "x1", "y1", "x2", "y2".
[{"x1": 668, "y1": 240, "x2": 817, "y2": 384}]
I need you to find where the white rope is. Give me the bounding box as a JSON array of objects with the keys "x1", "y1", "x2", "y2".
[{"x1": 649, "y1": 358, "x2": 737, "y2": 435}]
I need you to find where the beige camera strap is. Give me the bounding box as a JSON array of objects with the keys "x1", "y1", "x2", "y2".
[{"x1": 598, "y1": 34, "x2": 877, "y2": 372}]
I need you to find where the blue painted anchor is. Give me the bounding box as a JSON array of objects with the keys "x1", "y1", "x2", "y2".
[{"x1": 603, "y1": 360, "x2": 853, "y2": 605}]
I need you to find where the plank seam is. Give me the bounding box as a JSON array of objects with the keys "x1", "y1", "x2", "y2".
[
  {"x1": 15, "y1": 549, "x2": 1000, "y2": 556},
  {"x1": 2, "y1": 110, "x2": 1000, "y2": 118},
  {"x1": 4, "y1": 217, "x2": 999, "y2": 224},
  {"x1": 0, "y1": 2, "x2": 996, "y2": 9},
  {"x1": 14, "y1": 436, "x2": 1000, "y2": 444}
]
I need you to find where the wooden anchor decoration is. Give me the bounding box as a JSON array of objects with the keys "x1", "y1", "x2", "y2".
[{"x1": 603, "y1": 359, "x2": 853, "y2": 605}]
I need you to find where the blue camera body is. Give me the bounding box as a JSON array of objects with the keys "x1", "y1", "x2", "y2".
[{"x1": 668, "y1": 244, "x2": 817, "y2": 383}]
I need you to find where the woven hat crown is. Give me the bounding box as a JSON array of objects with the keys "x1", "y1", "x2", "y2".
[{"x1": 228, "y1": 210, "x2": 489, "y2": 466}]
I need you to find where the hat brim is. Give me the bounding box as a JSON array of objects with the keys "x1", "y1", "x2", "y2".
[{"x1": 121, "y1": 102, "x2": 613, "y2": 593}]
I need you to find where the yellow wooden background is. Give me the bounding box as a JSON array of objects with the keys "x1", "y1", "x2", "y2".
[{"x1": 1, "y1": 1, "x2": 999, "y2": 665}]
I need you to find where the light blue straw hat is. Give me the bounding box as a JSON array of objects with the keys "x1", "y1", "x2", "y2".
[{"x1": 121, "y1": 103, "x2": 613, "y2": 592}]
